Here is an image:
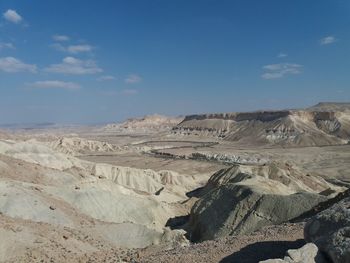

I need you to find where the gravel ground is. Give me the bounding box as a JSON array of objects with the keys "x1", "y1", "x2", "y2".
[{"x1": 134, "y1": 223, "x2": 305, "y2": 263}]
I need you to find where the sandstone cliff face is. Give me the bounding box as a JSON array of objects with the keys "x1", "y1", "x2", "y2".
[{"x1": 173, "y1": 107, "x2": 350, "y2": 146}]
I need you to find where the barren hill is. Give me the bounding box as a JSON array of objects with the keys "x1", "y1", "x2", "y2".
[
  {"x1": 0, "y1": 138, "x2": 198, "y2": 261},
  {"x1": 103, "y1": 114, "x2": 183, "y2": 133},
  {"x1": 188, "y1": 162, "x2": 340, "y2": 241},
  {"x1": 173, "y1": 103, "x2": 350, "y2": 146},
  {"x1": 307, "y1": 102, "x2": 350, "y2": 112}
]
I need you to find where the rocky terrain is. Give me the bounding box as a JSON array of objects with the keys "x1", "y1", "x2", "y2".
[
  {"x1": 45, "y1": 137, "x2": 125, "y2": 156},
  {"x1": 0, "y1": 103, "x2": 349, "y2": 262},
  {"x1": 187, "y1": 163, "x2": 340, "y2": 242},
  {"x1": 173, "y1": 103, "x2": 350, "y2": 146},
  {"x1": 0, "y1": 138, "x2": 196, "y2": 262},
  {"x1": 103, "y1": 114, "x2": 183, "y2": 134}
]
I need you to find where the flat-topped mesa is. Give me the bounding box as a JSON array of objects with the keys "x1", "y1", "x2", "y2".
[
  {"x1": 173, "y1": 108, "x2": 350, "y2": 146},
  {"x1": 181, "y1": 110, "x2": 292, "y2": 123}
]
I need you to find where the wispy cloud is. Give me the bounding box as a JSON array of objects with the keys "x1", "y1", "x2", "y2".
[
  {"x1": 277, "y1": 53, "x2": 288, "y2": 58},
  {"x1": 0, "y1": 42, "x2": 15, "y2": 50},
  {"x1": 50, "y1": 43, "x2": 66, "y2": 52},
  {"x1": 67, "y1": 44, "x2": 93, "y2": 54},
  {"x1": 100, "y1": 90, "x2": 118, "y2": 96},
  {"x1": 261, "y1": 63, "x2": 302, "y2": 79},
  {"x1": 320, "y1": 36, "x2": 337, "y2": 45},
  {"x1": 97, "y1": 75, "x2": 115, "y2": 81},
  {"x1": 125, "y1": 74, "x2": 142, "y2": 84},
  {"x1": 122, "y1": 89, "x2": 138, "y2": 95},
  {"x1": 28, "y1": 80, "x2": 80, "y2": 90},
  {"x1": 52, "y1": 35, "x2": 70, "y2": 42},
  {"x1": 50, "y1": 43, "x2": 93, "y2": 54},
  {"x1": 0, "y1": 57, "x2": 37, "y2": 73},
  {"x1": 3, "y1": 9, "x2": 22, "y2": 24},
  {"x1": 44, "y1": 57, "x2": 102, "y2": 75}
]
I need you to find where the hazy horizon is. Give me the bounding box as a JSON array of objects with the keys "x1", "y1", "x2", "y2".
[{"x1": 0, "y1": 101, "x2": 349, "y2": 126}]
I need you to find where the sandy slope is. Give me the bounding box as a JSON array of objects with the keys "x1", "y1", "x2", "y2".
[{"x1": 0, "y1": 138, "x2": 200, "y2": 262}]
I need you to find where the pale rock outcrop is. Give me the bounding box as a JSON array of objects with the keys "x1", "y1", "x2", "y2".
[
  {"x1": 104, "y1": 114, "x2": 183, "y2": 133},
  {"x1": 46, "y1": 137, "x2": 123, "y2": 156},
  {"x1": 260, "y1": 243, "x2": 325, "y2": 263},
  {"x1": 0, "y1": 140, "x2": 82, "y2": 170},
  {"x1": 0, "y1": 139, "x2": 196, "y2": 251},
  {"x1": 0, "y1": 139, "x2": 199, "y2": 200},
  {"x1": 189, "y1": 152, "x2": 268, "y2": 165}
]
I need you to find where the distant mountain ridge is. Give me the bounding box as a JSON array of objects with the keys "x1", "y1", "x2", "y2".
[
  {"x1": 173, "y1": 102, "x2": 350, "y2": 146},
  {"x1": 103, "y1": 114, "x2": 184, "y2": 133},
  {"x1": 307, "y1": 102, "x2": 350, "y2": 112},
  {"x1": 0, "y1": 122, "x2": 56, "y2": 129}
]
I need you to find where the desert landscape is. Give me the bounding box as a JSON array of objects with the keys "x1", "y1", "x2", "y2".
[
  {"x1": 1, "y1": 1, "x2": 349, "y2": 262},
  {"x1": 0, "y1": 102, "x2": 349, "y2": 262}
]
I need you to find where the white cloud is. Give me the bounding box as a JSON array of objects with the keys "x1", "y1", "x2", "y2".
[
  {"x1": 261, "y1": 63, "x2": 302, "y2": 79},
  {"x1": 320, "y1": 36, "x2": 337, "y2": 45},
  {"x1": 3, "y1": 9, "x2": 22, "y2": 24},
  {"x1": 50, "y1": 43, "x2": 66, "y2": 52},
  {"x1": 44, "y1": 57, "x2": 102, "y2": 75},
  {"x1": 97, "y1": 75, "x2": 115, "y2": 81},
  {"x1": 50, "y1": 43, "x2": 93, "y2": 54},
  {"x1": 0, "y1": 57, "x2": 37, "y2": 73},
  {"x1": 277, "y1": 53, "x2": 288, "y2": 58},
  {"x1": 122, "y1": 89, "x2": 138, "y2": 95},
  {"x1": 125, "y1": 74, "x2": 142, "y2": 84},
  {"x1": 52, "y1": 35, "x2": 70, "y2": 42},
  {"x1": 67, "y1": 44, "x2": 93, "y2": 54},
  {"x1": 0, "y1": 42, "x2": 15, "y2": 50},
  {"x1": 29, "y1": 80, "x2": 80, "y2": 90},
  {"x1": 101, "y1": 90, "x2": 118, "y2": 96}
]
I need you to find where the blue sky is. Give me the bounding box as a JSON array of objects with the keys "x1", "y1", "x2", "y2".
[{"x1": 0, "y1": 0, "x2": 349, "y2": 124}]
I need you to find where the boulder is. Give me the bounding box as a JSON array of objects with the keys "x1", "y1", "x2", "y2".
[
  {"x1": 260, "y1": 243, "x2": 326, "y2": 263},
  {"x1": 305, "y1": 197, "x2": 350, "y2": 263},
  {"x1": 327, "y1": 227, "x2": 350, "y2": 263}
]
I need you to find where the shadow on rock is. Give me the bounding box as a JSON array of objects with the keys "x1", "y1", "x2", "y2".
[
  {"x1": 186, "y1": 186, "x2": 206, "y2": 198},
  {"x1": 219, "y1": 239, "x2": 305, "y2": 263},
  {"x1": 165, "y1": 215, "x2": 190, "y2": 230}
]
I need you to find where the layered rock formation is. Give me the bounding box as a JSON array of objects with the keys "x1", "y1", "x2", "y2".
[{"x1": 173, "y1": 104, "x2": 350, "y2": 146}]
